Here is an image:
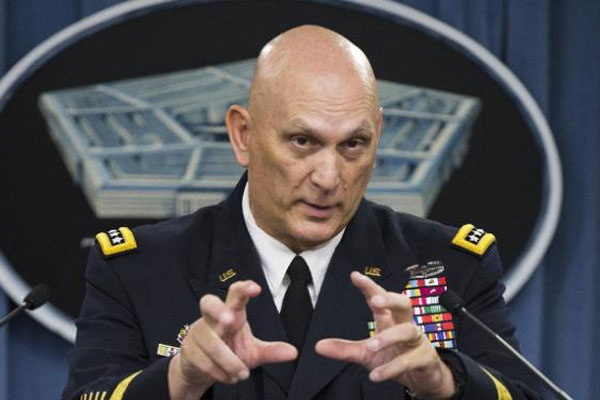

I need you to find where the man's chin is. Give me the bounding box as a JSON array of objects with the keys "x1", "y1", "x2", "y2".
[{"x1": 289, "y1": 225, "x2": 342, "y2": 250}]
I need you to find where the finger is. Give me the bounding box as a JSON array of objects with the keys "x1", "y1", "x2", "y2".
[
  {"x1": 350, "y1": 272, "x2": 391, "y2": 322},
  {"x1": 315, "y1": 338, "x2": 368, "y2": 365},
  {"x1": 192, "y1": 324, "x2": 250, "y2": 381},
  {"x1": 369, "y1": 291, "x2": 413, "y2": 325},
  {"x1": 350, "y1": 271, "x2": 412, "y2": 331},
  {"x1": 365, "y1": 322, "x2": 422, "y2": 353},
  {"x1": 350, "y1": 271, "x2": 386, "y2": 300},
  {"x1": 369, "y1": 343, "x2": 439, "y2": 382},
  {"x1": 225, "y1": 280, "x2": 261, "y2": 312},
  {"x1": 178, "y1": 343, "x2": 232, "y2": 384},
  {"x1": 254, "y1": 339, "x2": 298, "y2": 365},
  {"x1": 199, "y1": 294, "x2": 234, "y2": 334}
]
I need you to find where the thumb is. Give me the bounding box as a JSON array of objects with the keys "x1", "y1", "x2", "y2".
[
  {"x1": 254, "y1": 339, "x2": 298, "y2": 365},
  {"x1": 315, "y1": 338, "x2": 366, "y2": 364}
]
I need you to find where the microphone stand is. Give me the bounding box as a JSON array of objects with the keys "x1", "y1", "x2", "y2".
[{"x1": 0, "y1": 303, "x2": 29, "y2": 329}]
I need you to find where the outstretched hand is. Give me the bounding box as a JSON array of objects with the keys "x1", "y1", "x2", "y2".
[
  {"x1": 169, "y1": 280, "x2": 297, "y2": 399},
  {"x1": 315, "y1": 272, "x2": 456, "y2": 399}
]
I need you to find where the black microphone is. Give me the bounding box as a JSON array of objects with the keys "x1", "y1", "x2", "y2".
[
  {"x1": 439, "y1": 290, "x2": 573, "y2": 400},
  {"x1": 0, "y1": 284, "x2": 52, "y2": 329}
]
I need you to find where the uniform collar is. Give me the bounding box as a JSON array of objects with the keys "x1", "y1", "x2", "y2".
[{"x1": 241, "y1": 182, "x2": 344, "y2": 303}]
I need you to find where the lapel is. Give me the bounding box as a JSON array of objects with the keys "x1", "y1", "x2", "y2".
[
  {"x1": 288, "y1": 201, "x2": 417, "y2": 400},
  {"x1": 186, "y1": 174, "x2": 295, "y2": 394}
]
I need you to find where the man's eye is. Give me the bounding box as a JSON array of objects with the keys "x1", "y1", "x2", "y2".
[
  {"x1": 291, "y1": 136, "x2": 310, "y2": 147},
  {"x1": 345, "y1": 138, "x2": 365, "y2": 149}
]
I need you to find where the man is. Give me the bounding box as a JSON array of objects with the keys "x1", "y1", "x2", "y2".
[{"x1": 64, "y1": 26, "x2": 541, "y2": 399}]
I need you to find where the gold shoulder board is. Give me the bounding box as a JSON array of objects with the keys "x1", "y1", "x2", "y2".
[
  {"x1": 451, "y1": 224, "x2": 496, "y2": 257},
  {"x1": 95, "y1": 227, "x2": 138, "y2": 259}
]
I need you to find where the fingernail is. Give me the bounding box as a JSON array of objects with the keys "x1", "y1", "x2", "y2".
[
  {"x1": 370, "y1": 370, "x2": 381, "y2": 381},
  {"x1": 229, "y1": 377, "x2": 239, "y2": 384},
  {"x1": 372, "y1": 295, "x2": 385, "y2": 306},
  {"x1": 366, "y1": 339, "x2": 379, "y2": 352},
  {"x1": 220, "y1": 311, "x2": 234, "y2": 324},
  {"x1": 239, "y1": 370, "x2": 250, "y2": 380}
]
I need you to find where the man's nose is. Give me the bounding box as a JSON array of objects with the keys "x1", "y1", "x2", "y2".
[{"x1": 310, "y1": 150, "x2": 341, "y2": 191}]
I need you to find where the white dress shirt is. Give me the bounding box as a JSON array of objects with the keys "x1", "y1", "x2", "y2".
[{"x1": 242, "y1": 183, "x2": 345, "y2": 311}]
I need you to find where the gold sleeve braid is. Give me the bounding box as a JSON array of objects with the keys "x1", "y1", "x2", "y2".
[
  {"x1": 80, "y1": 391, "x2": 106, "y2": 399},
  {"x1": 108, "y1": 371, "x2": 142, "y2": 400},
  {"x1": 481, "y1": 368, "x2": 513, "y2": 400}
]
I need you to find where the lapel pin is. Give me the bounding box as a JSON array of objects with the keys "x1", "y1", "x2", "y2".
[
  {"x1": 364, "y1": 266, "x2": 382, "y2": 277},
  {"x1": 367, "y1": 321, "x2": 377, "y2": 337},
  {"x1": 218, "y1": 268, "x2": 237, "y2": 282},
  {"x1": 177, "y1": 324, "x2": 189, "y2": 345}
]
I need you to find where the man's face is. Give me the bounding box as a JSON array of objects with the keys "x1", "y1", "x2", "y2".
[{"x1": 245, "y1": 73, "x2": 382, "y2": 252}]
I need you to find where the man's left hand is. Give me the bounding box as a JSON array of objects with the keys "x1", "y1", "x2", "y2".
[{"x1": 315, "y1": 272, "x2": 456, "y2": 400}]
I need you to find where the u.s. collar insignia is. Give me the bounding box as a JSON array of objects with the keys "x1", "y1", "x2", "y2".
[
  {"x1": 451, "y1": 224, "x2": 496, "y2": 257},
  {"x1": 95, "y1": 227, "x2": 137, "y2": 259},
  {"x1": 364, "y1": 266, "x2": 382, "y2": 277},
  {"x1": 218, "y1": 268, "x2": 237, "y2": 282},
  {"x1": 405, "y1": 261, "x2": 445, "y2": 279}
]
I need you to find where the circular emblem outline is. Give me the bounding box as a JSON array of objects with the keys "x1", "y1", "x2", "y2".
[{"x1": 0, "y1": 0, "x2": 562, "y2": 342}]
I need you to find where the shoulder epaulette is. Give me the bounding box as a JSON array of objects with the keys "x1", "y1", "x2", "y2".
[
  {"x1": 451, "y1": 224, "x2": 496, "y2": 257},
  {"x1": 95, "y1": 227, "x2": 138, "y2": 259}
]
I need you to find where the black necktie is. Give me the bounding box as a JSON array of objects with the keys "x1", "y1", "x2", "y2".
[{"x1": 280, "y1": 255, "x2": 313, "y2": 352}]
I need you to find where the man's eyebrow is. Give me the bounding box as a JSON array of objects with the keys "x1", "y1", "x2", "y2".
[
  {"x1": 350, "y1": 121, "x2": 375, "y2": 137},
  {"x1": 286, "y1": 118, "x2": 314, "y2": 132},
  {"x1": 285, "y1": 119, "x2": 375, "y2": 137}
]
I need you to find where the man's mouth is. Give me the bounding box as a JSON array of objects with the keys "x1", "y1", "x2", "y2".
[{"x1": 301, "y1": 200, "x2": 337, "y2": 219}]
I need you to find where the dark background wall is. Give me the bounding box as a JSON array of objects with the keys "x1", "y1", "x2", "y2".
[{"x1": 0, "y1": 1, "x2": 598, "y2": 399}]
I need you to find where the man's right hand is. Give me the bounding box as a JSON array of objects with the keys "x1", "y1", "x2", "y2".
[{"x1": 168, "y1": 280, "x2": 298, "y2": 399}]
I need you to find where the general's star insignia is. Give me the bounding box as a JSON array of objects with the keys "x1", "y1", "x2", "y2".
[
  {"x1": 451, "y1": 224, "x2": 496, "y2": 257},
  {"x1": 95, "y1": 227, "x2": 137, "y2": 259}
]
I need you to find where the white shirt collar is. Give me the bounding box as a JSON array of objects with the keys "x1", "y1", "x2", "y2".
[{"x1": 242, "y1": 183, "x2": 344, "y2": 309}]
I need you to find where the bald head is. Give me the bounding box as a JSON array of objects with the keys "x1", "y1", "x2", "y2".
[
  {"x1": 248, "y1": 25, "x2": 378, "y2": 118},
  {"x1": 226, "y1": 25, "x2": 382, "y2": 252}
]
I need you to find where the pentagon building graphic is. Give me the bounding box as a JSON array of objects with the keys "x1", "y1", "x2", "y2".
[{"x1": 38, "y1": 59, "x2": 479, "y2": 219}]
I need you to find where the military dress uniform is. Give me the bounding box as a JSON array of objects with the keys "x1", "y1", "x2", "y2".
[{"x1": 63, "y1": 175, "x2": 543, "y2": 399}]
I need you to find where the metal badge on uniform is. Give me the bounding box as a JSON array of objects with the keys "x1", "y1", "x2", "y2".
[
  {"x1": 363, "y1": 266, "x2": 382, "y2": 278},
  {"x1": 402, "y1": 263, "x2": 457, "y2": 350},
  {"x1": 404, "y1": 260, "x2": 445, "y2": 278},
  {"x1": 367, "y1": 321, "x2": 376, "y2": 337},
  {"x1": 218, "y1": 268, "x2": 237, "y2": 282},
  {"x1": 177, "y1": 324, "x2": 189, "y2": 345}
]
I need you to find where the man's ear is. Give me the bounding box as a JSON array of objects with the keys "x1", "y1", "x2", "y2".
[
  {"x1": 226, "y1": 105, "x2": 251, "y2": 167},
  {"x1": 375, "y1": 106, "x2": 383, "y2": 142}
]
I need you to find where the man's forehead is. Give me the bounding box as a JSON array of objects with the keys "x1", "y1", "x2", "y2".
[{"x1": 271, "y1": 68, "x2": 378, "y2": 113}]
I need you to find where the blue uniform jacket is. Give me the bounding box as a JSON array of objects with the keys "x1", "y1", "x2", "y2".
[{"x1": 64, "y1": 175, "x2": 543, "y2": 399}]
